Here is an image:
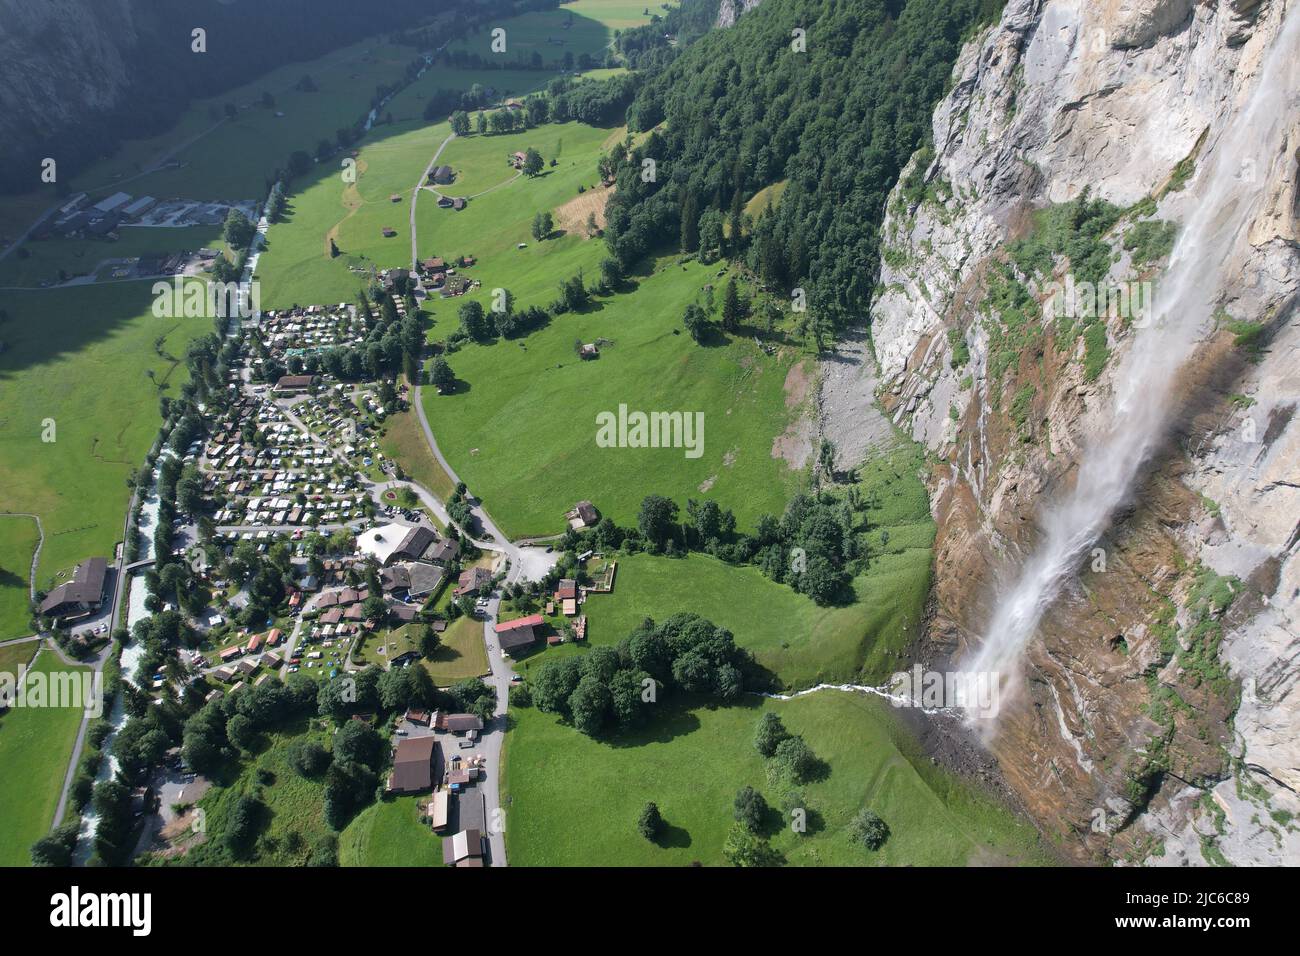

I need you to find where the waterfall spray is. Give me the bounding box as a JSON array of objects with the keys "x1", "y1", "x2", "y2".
[{"x1": 963, "y1": 8, "x2": 1300, "y2": 736}]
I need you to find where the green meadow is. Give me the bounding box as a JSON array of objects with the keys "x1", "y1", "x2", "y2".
[
  {"x1": 503, "y1": 689, "x2": 1049, "y2": 867},
  {"x1": 565, "y1": 0, "x2": 670, "y2": 32},
  {"x1": 0, "y1": 641, "x2": 37, "y2": 687},
  {"x1": 354, "y1": 619, "x2": 489, "y2": 685},
  {"x1": 423, "y1": 256, "x2": 806, "y2": 538},
  {"x1": 572, "y1": 551, "x2": 927, "y2": 691},
  {"x1": 0, "y1": 40, "x2": 421, "y2": 246},
  {"x1": 426, "y1": 617, "x2": 492, "y2": 684},
  {"x1": 70, "y1": 42, "x2": 418, "y2": 203},
  {"x1": 0, "y1": 282, "x2": 210, "y2": 584},
  {"x1": 412, "y1": 121, "x2": 615, "y2": 309},
  {"x1": 377, "y1": 403, "x2": 457, "y2": 501},
  {"x1": 340, "y1": 794, "x2": 443, "y2": 866},
  {"x1": 517, "y1": 443, "x2": 935, "y2": 688},
  {"x1": 0, "y1": 517, "x2": 39, "y2": 639},
  {"x1": 256, "y1": 118, "x2": 453, "y2": 309},
  {"x1": 0, "y1": 648, "x2": 89, "y2": 867},
  {"x1": 445, "y1": 1, "x2": 622, "y2": 66}
]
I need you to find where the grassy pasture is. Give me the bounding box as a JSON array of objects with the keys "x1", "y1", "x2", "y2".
[
  {"x1": 570, "y1": 547, "x2": 930, "y2": 691},
  {"x1": 0, "y1": 517, "x2": 39, "y2": 640},
  {"x1": 0, "y1": 41, "x2": 421, "y2": 245},
  {"x1": 503, "y1": 689, "x2": 1049, "y2": 867},
  {"x1": 355, "y1": 619, "x2": 489, "y2": 686},
  {"x1": 253, "y1": 68, "x2": 566, "y2": 309},
  {"x1": 256, "y1": 119, "x2": 453, "y2": 309},
  {"x1": 0, "y1": 282, "x2": 211, "y2": 584},
  {"x1": 425, "y1": 616, "x2": 491, "y2": 684},
  {"x1": 567, "y1": 0, "x2": 672, "y2": 32},
  {"x1": 411, "y1": 121, "x2": 614, "y2": 313},
  {"x1": 377, "y1": 403, "x2": 457, "y2": 502},
  {"x1": 340, "y1": 794, "x2": 443, "y2": 866},
  {"x1": 511, "y1": 441, "x2": 935, "y2": 691},
  {"x1": 422, "y1": 256, "x2": 806, "y2": 539},
  {"x1": 445, "y1": 4, "x2": 618, "y2": 66},
  {"x1": 0, "y1": 649, "x2": 90, "y2": 867}
]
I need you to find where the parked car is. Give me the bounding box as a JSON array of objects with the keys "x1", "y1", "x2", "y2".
[{"x1": 458, "y1": 739, "x2": 474, "y2": 749}]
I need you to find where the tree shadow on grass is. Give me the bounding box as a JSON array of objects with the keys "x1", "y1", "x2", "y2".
[
  {"x1": 654, "y1": 822, "x2": 692, "y2": 849},
  {"x1": 606, "y1": 698, "x2": 703, "y2": 749}
]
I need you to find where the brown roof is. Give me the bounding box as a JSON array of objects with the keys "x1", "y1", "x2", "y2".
[
  {"x1": 395, "y1": 525, "x2": 437, "y2": 562},
  {"x1": 454, "y1": 566, "x2": 492, "y2": 595},
  {"x1": 275, "y1": 374, "x2": 315, "y2": 391},
  {"x1": 436, "y1": 712, "x2": 483, "y2": 733},
  {"x1": 39, "y1": 558, "x2": 108, "y2": 614},
  {"x1": 389, "y1": 602, "x2": 419, "y2": 623},
  {"x1": 443, "y1": 828, "x2": 484, "y2": 865},
  {"x1": 390, "y1": 736, "x2": 439, "y2": 793},
  {"x1": 426, "y1": 538, "x2": 460, "y2": 563},
  {"x1": 497, "y1": 625, "x2": 536, "y2": 652}
]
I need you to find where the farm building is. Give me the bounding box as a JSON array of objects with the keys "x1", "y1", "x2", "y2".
[
  {"x1": 273, "y1": 374, "x2": 316, "y2": 393},
  {"x1": 565, "y1": 500, "x2": 599, "y2": 529},
  {"x1": 388, "y1": 736, "x2": 442, "y2": 794},
  {"x1": 495, "y1": 613, "x2": 543, "y2": 654},
  {"x1": 92, "y1": 191, "x2": 131, "y2": 214},
  {"x1": 38, "y1": 558, "x2": 108, "y2": 621},
  {"x1": 121, "y1": 196, "x2": 157, "y2": 219},
  {"x1": 442, "y1": 828, "x2": 484, "y2": 867},
  {"x1": 435, "y1": 712, "x2": 483, "y2": 734}
]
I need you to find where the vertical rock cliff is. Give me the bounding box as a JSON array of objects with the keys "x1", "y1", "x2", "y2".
[{"x1": 857, "y1": 0, "x2": 1299, "y2": 863}]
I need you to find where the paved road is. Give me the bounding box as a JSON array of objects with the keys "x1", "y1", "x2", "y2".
[
  {"x1": 408, "y1": 382, "x2": 566, "y2": 865},
  {"x1": 475, "y1": 554, "x2": 529, "y2": 866}
]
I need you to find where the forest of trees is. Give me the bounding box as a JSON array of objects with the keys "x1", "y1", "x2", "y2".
[{"x1": 602, "y1": 0, "x2": 1003, "y2": 346}]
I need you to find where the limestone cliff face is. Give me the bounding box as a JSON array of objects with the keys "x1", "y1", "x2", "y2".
[
  {"x1": 716, "y1": 0, "x2": 765, "y2": 28},
  {"x1": 863, "y1": 0, "x2": 1300, "y2": 863}
]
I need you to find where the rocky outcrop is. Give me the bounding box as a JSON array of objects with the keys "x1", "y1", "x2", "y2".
[
  {"x1": 862, "y1": 0, "x2": 1300, "y2": 863},
  {"x1": 717, "y1": 0, "x2": 765, "y2": 29}
]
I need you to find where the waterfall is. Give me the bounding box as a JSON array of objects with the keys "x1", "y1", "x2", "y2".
[{"x1": 963, "y1": 8, "x2": 1300, "y2": 733}]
